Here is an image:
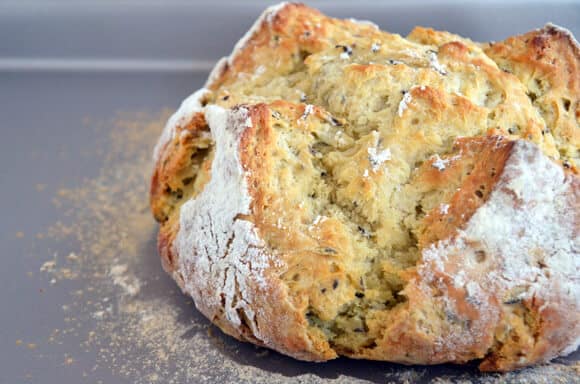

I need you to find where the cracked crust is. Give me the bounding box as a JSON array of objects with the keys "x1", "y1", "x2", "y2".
[
  {"x1": 150, "y1": 3, "x2": 579, "y2": 372},
  {"x1": 482, "y1": 24, "x2": 580, "y2": 171}
]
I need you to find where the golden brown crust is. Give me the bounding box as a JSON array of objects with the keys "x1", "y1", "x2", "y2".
[
  {"x1": 416, "y1": 136, "x2": 515, "y2": 248},
  {"x1": 483, "y1": 25, "x2": 580, "y2": 171},
  {"x1": 150, "y1": 3, "x2": 579, "y2": 372},
  {"x1": 150, "y1": 113, "x2": 209, "y2": 219},
  {"x1": 151, "y1": 110, "x2": 213, "y2": 277},
  {"x1": 235, "y1": 103, "x2": 338, "y2": 360},
  {"x1": 155, "y1": 101, "x2": 340, "y2": 361},
  {"x1": 355, "y1": 138, "x2": 579, "y2": 370},
  {"x1": 206, "y1": 3, "x2": 379, "y2": 92}
]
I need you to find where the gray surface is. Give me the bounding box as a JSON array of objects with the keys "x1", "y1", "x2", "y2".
[
  {"x1": 0, "y1": 71, "x2": 205, "y2": 384},
  {"x1": 0, "y1": 1, "x2": 578, "y2": 62},
  {"x1": 0, "y1": 2, "x2": 579, "y2": 383}
]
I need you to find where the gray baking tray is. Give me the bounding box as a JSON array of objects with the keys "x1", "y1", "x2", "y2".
[{"x1": 1, "y1": 1, "x2": 579, "y2": 383}]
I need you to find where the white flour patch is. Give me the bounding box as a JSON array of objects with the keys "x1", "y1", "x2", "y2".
[
  {"x1": 301, "y1": 104, "x2": 314, "y2": 120},
  {"x1": 176, "y1": 105, "x2": 271, "y2": 340},
  {"x1": 153, "y1": 88, "x2": 210, "y2": 162},
  {"x1": 367, "y1": 131, "x2": 392, "y2": 172},
  {"x1": 428, "y1": 50, "x2": 448, "y2": 75},
  {"x1": 431, "y1": 154, "x2": 450, "y2": 171},
  {"x1": 347, "y1": 18, "x2": 379, "y2": 30},
  {"x1": 417, "y1": 140, "x2": 579, "y2": 359},
  {"x1": 398, "y1": 91, "x2": 413, "y2": 117}
]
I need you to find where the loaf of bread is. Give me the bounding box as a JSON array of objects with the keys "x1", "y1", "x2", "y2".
[{"x1": 150, "y1": 3, "x2": 579, "y2": 371}]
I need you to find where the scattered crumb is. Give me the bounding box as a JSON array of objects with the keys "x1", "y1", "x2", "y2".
[
  {"x1": 110, "y1": 264, "x2": 141, "y2": 297},
  {"x1": 40, "y1": 260, "x2": 56, "y2": 272}
]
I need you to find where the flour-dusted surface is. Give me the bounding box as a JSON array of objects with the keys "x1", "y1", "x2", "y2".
[
  {"x1": 176, "y1": 105, "x2": 272, "y2": 340},
  {"x1": 153, "y1": 88, "x2": 210, "y2": 162},
  {"x1": 367, "y1": 130, "x2": 392, "y2": 172},
  {"x1": 417, "y1": 140, "x2": 579, "y2": 368}
]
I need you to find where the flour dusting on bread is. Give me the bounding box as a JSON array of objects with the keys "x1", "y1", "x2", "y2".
[
  {"x1": 153, "y1": 88, "x2": 209, "y2": 162},
  {"x1": 176, "y1": 105, "x2": 270, "y2": 338},
  {"x1": 418, "y1": 140, "x2": 579, "y2": 369}
]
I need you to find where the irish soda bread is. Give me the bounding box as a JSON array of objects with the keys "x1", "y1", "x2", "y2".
[{"x1": 150, "y1": 3, "x2": 579, "y2": 371}]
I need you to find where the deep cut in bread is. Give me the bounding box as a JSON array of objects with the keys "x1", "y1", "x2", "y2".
[{"x1": 150, "y1": 3, "x2": 579, "y2": 371}]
